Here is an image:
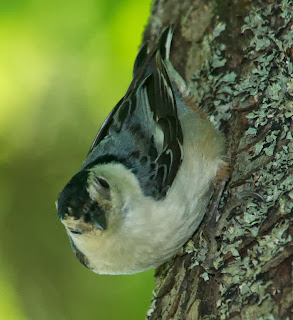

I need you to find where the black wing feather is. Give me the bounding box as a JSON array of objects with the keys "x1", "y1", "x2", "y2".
[{"x1": 85, "y1": 26, "x2": 183, "y2": 199}]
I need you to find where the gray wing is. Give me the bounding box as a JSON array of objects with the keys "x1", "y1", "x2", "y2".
[{"x1": 83, "y1": 27, "x2": 183, "y2": 200}]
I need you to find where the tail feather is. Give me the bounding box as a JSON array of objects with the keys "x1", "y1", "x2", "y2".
[
  {"x1": 133, "y1": 43, "x2": 149, "y2": 76},
  {"x1": 158, "y1": 25, "x2": 174, "y2": 61},
  {"x1": 133, "y1": 25, "x2": 174, "y2": 76}
]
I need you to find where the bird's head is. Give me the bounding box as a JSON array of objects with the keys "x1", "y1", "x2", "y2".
[{"x1": 57, "y1": 166, "x2": 118, "y2": 236}]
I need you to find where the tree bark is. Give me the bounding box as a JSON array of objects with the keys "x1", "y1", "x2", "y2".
[{"x1": 143, "y1": 1, "x2": 293, "y2": 319}]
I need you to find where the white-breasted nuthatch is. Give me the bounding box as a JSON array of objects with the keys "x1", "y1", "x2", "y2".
[{"x1": 57, "y1": 26, "x2": 226, "y2": 275}]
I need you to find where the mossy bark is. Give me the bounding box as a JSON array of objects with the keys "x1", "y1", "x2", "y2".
[{"x1": 144, "y1": 1, "x2": 293, "y2": 319}]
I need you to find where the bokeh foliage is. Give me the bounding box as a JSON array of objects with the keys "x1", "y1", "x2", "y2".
[{"x1": 0, "y1": 1, "x2": 154, "y2": 319}]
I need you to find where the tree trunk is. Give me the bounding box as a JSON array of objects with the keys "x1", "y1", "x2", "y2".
[{"x1": 143, "y1": 0, "x2": 293, "y2": 319}]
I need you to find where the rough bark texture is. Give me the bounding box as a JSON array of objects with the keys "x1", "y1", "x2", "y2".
[{"x1": 143, "y1": 1, "x2": 293, "y2": 319}]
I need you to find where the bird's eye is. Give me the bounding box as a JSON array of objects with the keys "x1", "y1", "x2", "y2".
[{"x1": 96, "y1": 177, "x2": 110, "y2": 189}]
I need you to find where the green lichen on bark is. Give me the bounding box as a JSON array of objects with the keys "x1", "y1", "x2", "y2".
[
  {"x1": 214, "y1": 1, "x2": 293, "y2": 318},
  {"x1": 146, "y1": 0, "x2": 292, "y2": 319},
  {"x1": 191, "y1": 21, "x2": 238, "y2": 124}
]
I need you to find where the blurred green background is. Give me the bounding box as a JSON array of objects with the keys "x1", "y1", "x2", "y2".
[{"x1": 0, "y1": 1, "x2": 155, "y2": 319}]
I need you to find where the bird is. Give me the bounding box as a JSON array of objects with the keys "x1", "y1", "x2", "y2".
[{"x1": 56, "y1": 26, "x2": 226, "y2": 275}]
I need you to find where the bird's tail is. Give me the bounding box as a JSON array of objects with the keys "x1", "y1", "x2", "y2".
[
  {"x1": 133, "y1": 25, "x2": 173, "y2": 76},
  {"x1": 158, "y1": 25, "x2": 174, "y2": 61}
]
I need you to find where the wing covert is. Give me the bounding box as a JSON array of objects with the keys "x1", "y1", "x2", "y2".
[{"x1": 85, "y1": 26, "x2": 183, "y2": 199}]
